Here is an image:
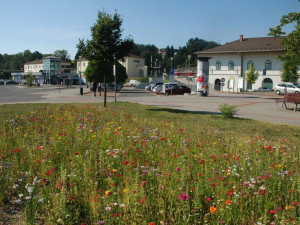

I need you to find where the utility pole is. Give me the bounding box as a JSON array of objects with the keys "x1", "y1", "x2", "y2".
[{"x1": 114, "y1": 55, "x2": 116, "y2": 102}]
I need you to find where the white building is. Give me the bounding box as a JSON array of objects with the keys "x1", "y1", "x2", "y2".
[
  {"x1": 77, "y1": 54, "x2": 148, "y2": 82},
  {"x1": 195, "y1": 35, "x2": 287, "y2": 92},
  {"x1": 12, "y1": 56, "x2": 76, "y2": 84}
]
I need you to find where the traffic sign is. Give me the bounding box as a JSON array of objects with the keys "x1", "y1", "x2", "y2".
[{"x1": 170, "y1": 68, "x2": 174, "y2": 76}]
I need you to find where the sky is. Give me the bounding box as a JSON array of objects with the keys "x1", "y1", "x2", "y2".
[{"x1": 0, "y1": 0, "x2": 299, "y2": 59}]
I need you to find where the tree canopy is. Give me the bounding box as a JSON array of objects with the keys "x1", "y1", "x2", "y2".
[
  {"x1": 84, "y1": 60, "x2": 127, "y2": 84},
  {"x1": 84, "y1": 10, "x2": 134, "y2": 64},
  {"x1": 0, "y1": 50, "x2": 43, "y2": 72},
  {"x1": 131, "y1": 38, "x2": 219, "y2": 75},
  {"x1": 53, "y1": 49, "x2": 70, "y2": 61},
  {"x1": 75, "y1": 39, "x2": 85, "y2": 60},
  {"x1": 269, "y1": 0, "x2": 300, "y2": 81}
]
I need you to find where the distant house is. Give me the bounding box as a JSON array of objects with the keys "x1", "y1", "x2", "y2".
[
  {"x1": 195, "y1": 35, "x2": 287, "y2": 92},
  {"x1": 77, "y1": 54, "x2": 148, "y2": 82}
]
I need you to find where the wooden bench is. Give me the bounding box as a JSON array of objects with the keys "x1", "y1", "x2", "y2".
[{"x1": 276, "y1": 93, "x2": 300, "y2": 112}]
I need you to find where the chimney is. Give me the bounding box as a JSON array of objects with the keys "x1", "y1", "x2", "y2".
[{"x1": 240, "y1": 35, "x2": 243, "y2": 42}]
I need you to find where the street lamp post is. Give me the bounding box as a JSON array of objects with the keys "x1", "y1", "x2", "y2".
[
  {"x1": 188, "y1": 55, "x2": 191, "y2": 89},
  {"x1": 156, "y1": 59, "x2": 158, "y2": 77},
  {"x1": 113, "y1": 55, "x2": 116, "y2": 102},
  {"x1": 79, "y1": 56, "x2": 83, "y2": 95},
  {"x1": 170, "y1": 57, "x2": 173, "y2": 96}
]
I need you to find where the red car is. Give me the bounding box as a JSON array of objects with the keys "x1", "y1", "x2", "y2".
[{"x1": 165, "y1": 85, "x2": 191, "y2": 95}]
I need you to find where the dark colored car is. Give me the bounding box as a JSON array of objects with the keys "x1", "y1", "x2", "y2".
[
  {"x1": 98, "y1": 83, "x2": 122, "y2": 92},
  {"x1": 165, "y1": 85, "x2": 191, "y2": 95},
  {"x1": 5, "y1": 80, "x2": 18, "y2": 84},
  {"x1": 0, "y1": 80, "x2": 4, "y2": 85}
]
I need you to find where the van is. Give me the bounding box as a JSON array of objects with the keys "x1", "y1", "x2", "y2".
[{"x1": 275, "y1": 82, "x2": 300, "y2": 95}]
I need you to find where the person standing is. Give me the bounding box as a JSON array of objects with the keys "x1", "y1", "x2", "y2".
[{"x1": 92, "y1": 80, "x2": 97, "y2": 97}]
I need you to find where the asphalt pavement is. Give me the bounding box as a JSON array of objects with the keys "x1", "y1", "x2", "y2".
[{"x1": 0, "y1": 84, "x2": 299, "y2": 127}]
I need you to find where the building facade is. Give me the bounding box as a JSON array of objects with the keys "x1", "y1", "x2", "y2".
[
  {"x1": 195, "y1": 35, "x2": 287, "y2": 92},
  {"x1": 12, "y1": 56, "x2": 77, "y2": 85},
  {"x1": 77, "y1": 54, "x2": 148, "y2": 82}
]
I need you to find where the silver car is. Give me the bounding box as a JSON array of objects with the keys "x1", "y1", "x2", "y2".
[{"x1": 275, "y1": 83, "x2": 300, "y2": 95}]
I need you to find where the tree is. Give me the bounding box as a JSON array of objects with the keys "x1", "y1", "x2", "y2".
[
  {"x1": 85, "y1": 60, "x2": 127, "y2": 84},
  {"x1": 30, "y1": 51, "x2": 43, "y2": 61},
  {"x1": 246, "y1": 63, "x2": 259, "y2": 87},
  {"x1": 83, "y1": 10, "x2": 134, "y2": 106},
  {"x1": 281, "y1": 61, "x2": 299, "y2": 82},
  {"x1": 25, "y1": 72, "x2": 35, "y2": 87},
  {"x1": 269, "y1": 1, "x2": 300, "y2": 81},
  {"x1": 53, "y1": 49, "x2": 70, "y2": 61},
  {"x1": 75, "y1": 39, "x2": 85, "y2": 60}
]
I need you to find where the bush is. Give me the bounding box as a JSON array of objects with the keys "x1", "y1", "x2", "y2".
[{"x1": 219, "y1": 103, "x2": 239, "y2": 118}]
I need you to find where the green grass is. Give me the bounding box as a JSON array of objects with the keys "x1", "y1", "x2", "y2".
[{"x1": 0, "y1": 102, "x2": 299, "y2": 225}]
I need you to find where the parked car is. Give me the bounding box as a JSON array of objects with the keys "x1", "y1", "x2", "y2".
[
  {"x1": 152, "y1": 85, "x2": 162, "y2": 94},
  {"x1": 253, "y1": 87, "x2": 273, "y2": 92},
  {"x1": 145, "y1": 83, "x2": 156, "y2": 91},
  {"x1": 275, "y1": 83, "x2": 300, "y2": 95},
  {"x1": 98, "y1": 83, "x2": 122, "y2": 92},
  {"x1": 161, "y1": 82, "x2": 179, "y2": 94},
  {"x1": 150, "y1": 82, "x2": 163, "y2": 91},
  {"x1": 164, "y1": 85, "x2": 191, "y2": 95},
  {"x1": 4, "y1": 80, "x2": 18, "y2": 84},
  {"x1": 0, "y1": 80, "x2": 4, "y2": 85}
]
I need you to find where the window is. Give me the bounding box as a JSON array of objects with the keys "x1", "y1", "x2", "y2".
[
  {"x1": 265, "y1": 60, "x2": 272, "y2": 70},
  {"x1": 216, "y1": 61, "x2": 221, "y2": 70},
  {"x1": 247, "y1": 60, "x2": 253, "y2": 70},
  {"x1": 228, "y1": 61, "x2": 234, "y2": 70}
]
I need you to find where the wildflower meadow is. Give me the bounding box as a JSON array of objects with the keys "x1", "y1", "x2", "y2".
[{"x1": 0, "y1": 103, "x2": 299, "y2": 225}]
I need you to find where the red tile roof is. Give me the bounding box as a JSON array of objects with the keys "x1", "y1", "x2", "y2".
[
  {"x1": 24, "y1": 59, "x2": 43, "y2": 65},
  {"x1": 195, "y1": 36, "x2": 285, "y2": 55}
]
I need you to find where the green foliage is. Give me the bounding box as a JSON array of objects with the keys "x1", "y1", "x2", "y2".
[
  {"x1": 219, "y1": 103, "x2": 239, "y2": 118},
  {"x1": 82, "y1": 10, "x2": 133, "y2": 88},
  {"x1": 131, "y1": 38, "x2": 219, "y2": 75},
  {"x1": 85, "y1": 60, "x2": 127, "y2": 84},
  {"x1": 0, "y1": 50, "x2": 43, "y2": 71},
  {"x1": 131, "y1": 43, "x2": 161, "y2": 75},
  {"x1": 0, "y1": 70, "x2": 11, "y2": 79},
  {"x1": 75, "y1": 38, "x2": 85, "y2": 60},
  {"x1": 25, "y1": 73, "x2": 35, "y2": 86},
  {"x1": 163, "y1": 78, "x2": 170, "y2": 83},
  {"x1": 125, "y1": 76, "x2": 149, "y2": 83},
  {"x1": 137, "y1": 77, "x2": 149, "y2": 83},
  {"x1": 53, "y1": 49, "x2": 70, "y2": 61},
  {"x1": 246, "y1": 63, "x2": 259, "y2": 85},
  {"x1": 281, "y1": 60, "x2": 299, "y2": 82},
  {"x1": 269, "y1": 2, "x2": 300, "y2": 70},
  {"x1": 84, "y1": 10, "x2": 134, "y2": 63}
]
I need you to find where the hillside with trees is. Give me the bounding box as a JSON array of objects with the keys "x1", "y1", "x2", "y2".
[{"x1": 130, "y1": 38, "x2": 219, "y2": 75}]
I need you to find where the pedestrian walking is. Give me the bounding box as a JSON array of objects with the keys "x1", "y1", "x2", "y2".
[{"x1": 92, "y1": 80, "x2": 97, "y2": 97}]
